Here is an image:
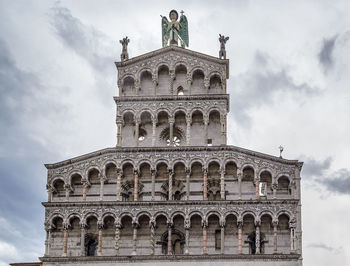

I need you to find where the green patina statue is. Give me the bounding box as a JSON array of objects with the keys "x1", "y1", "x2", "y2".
[{"x1": 161, "y1": 10, "x2": 189, "y2": 48}]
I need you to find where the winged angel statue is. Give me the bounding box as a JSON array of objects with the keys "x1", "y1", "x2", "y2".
[{"x1": 161, "y1": 10, "x2": 189, "y2": 48}]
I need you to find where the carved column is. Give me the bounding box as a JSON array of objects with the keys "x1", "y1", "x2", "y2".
[
  {"x1": 170, "y1": 71, "x2": 175, "y2": 94},
  {"x1": 203, "y1": 115, "x2": 209, "y2": 145},
  {"x1": 99, "y1": 173, "x2": 107, "y2": 201},
  {"x1": 186, "y1": 114, "x2": 191, "y2": 146},
  {"x1": 290, "y1": 221, "x2": 296, "y2": 253},
  {"x1": 116, "y1": 169, "x2": 122, "y2": 201},
  {"x1": 167, "y1": 222, "x2": 173, "y2": 255},
  {"x1": 64, "y1": 183, "x2": 71, "y2": 202},
  {"x1": 115, "y1": 219, "x2": 121, "y2": 255},
  {"x1": 134, "y1": 170, "x2": 139, "y2": 201},
  {"x1": 150, "y1": 218, "x2": 155, "y2": 255},
  {"x1": 202, "y1": 220, "x2": 208, "y2": 255},
  {"x1": 135, "y1": 118, "x2": 140, "y2": 147},
  {"x1": 169, "y1": 117, "x2": 174, "y2": 146},
  {"x1": 46, "y1": 185, "x2": 54, "y2": 202},
  {"x1": 152, "y1": 118, "x2": 157, "y2": 147},
  {"x1": 220, "y1": 219, "x2": 225, "y2": 254},
  {"x1": 220, "y1": 113, "x2": 227, "y2": 145},
  {"x1": 237, "y1": 220, "x2": 243, "y2": 254},
  {"x1": 135, "y1": 79, "x2": 140, "y2": 96},
  {"x1": 204, "y1": 77, "x2": 210, "y2": 94},
  {"x1": 255, "y1": 173, "x2": 260, "y2": 200},
  {"x1": 237, "y1": 169, "x2": 242, "y2": 200},
  {"x1": 116, "y1": 115, "x2": 122, "y2": 147},
  {"x1": 273, "y1": 219, "x2": 278, "y2": 253},
  {"x1": 44, "y1": 225, "x2": 52, "y2": 256},
  {"x1": 203, "y1": 168, "x2": 208, "y2": 200},
  {"x1": 186, "y1": 74, "x2": 192, "y2": 95},
  {"x1": 272, "y1": 182, "x2": 278, "y2": 199},
  {"x1": 168, "y1": 170, "x2": 173, "y2": 201},
  {"x1": 152, "y1": 74, "x2": 157, "y2": 96},
  {"x1": 186, "y1": 168, "x2": 190, "y2": 200},
  {"x1": 97, "y1": 222, "x2": 103, "y2": 256},
  {"x1": 62, "y1": 223, "x2": 69, "y2": 256},
  {"x1": 220, "y1": 169, "x2": 225, "y2": 200},
  {"x1": 255, "y1": 220, "x2": 261, "y2": 254},
  {"x1": 184, "y1": 217, "x2": 190, "y2": 254},
  {"x1": 82, "y1": 180, "x2": 90, "y2": 201},
  {"x1": 151, "y1": 169, "x2": 156, "y2": 201},
  {"x1": 131, "y1": 221, "x2": 138, "y2": 255},
  {"x1": 80, "y1": 222, "x2": 86, "y2": 256}
]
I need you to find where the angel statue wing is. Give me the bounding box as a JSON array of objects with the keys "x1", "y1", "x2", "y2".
[
  {"x1": 161, "y1": 16, "x2": 170, "y2": 47},
  {"x1": 179, "y1": 14, "x2": 189, "y2": 47}
]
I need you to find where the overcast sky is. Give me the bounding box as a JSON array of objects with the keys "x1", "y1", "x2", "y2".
[{"x1": 0, "y1": 0, "x2": 350, "y2": 265}]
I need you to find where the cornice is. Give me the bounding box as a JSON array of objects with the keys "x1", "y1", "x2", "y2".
[
  {"x1": 115, "y1": 46, "x2": 229, "y2": 77},
  {"x1": 114, "y1": 94, "x2": 229, "y2": 103},
  {"x1": 40, "y1": 254, "x2": 301, "y2": 262},
  {"x1": 44, "y1": 145, "x2": 302, "y2": 170},
  {"x1": 42, "y1": 199, "x2": 300, "y2": 208}
]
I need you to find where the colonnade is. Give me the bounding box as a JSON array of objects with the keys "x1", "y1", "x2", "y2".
[{"x1": 45, "y1": 213, "x2": 296, "y2": 257}]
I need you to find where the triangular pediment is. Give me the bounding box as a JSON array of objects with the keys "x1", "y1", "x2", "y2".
[{"x1": 115, "y1": 46, "x2": 229, "y2": 77}]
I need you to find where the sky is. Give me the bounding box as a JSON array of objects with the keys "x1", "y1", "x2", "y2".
[{"x1": 0, "y1": 0, "x2": 350, "y2": 265}]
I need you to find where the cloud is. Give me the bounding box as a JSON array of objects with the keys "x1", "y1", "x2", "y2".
[
  {"x1": 49, "y1": 4, "x2": 116, "y2": 75},
  {"x1": 301, "y1": 156, "x2": 332, "y2": 178},
  {"x1": 230, "y1": 51, "x2": 319, "y2": 125},
  {"x1": 307, "y1": 242, "x2": 342, "y2": 254},
  {"x1": 322, "y1": 168, "x2": 350, "y2": 194},
  {"x1": 318, "y1": 35, "x2": 338, "y2": 73}
]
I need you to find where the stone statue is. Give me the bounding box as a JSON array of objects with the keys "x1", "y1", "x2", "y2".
[
  {"x1": 161, "y1": 10, "x2": 189, "y2": 48},
  {"x1": 119, "y1": 36, "x2": 130, "y2": 61},
  {"x1": 219, "y1": 34, "x2": 229, "y2": 59}
]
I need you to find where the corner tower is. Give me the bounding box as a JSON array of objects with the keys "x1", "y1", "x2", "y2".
[{"x1": 41, "y1": 10, "x2": 302, "y2": 266}]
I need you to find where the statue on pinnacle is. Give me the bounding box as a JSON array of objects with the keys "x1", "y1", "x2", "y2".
[{"x1": 161, "y1": 10, "x2": 189, "y2": 48}]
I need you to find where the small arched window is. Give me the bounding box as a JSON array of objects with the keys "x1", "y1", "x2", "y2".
[{"x1": 177, "y1": 86, "x2": 184, "y2": 95}]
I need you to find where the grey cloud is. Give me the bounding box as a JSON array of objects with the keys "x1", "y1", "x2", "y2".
[
  {"x1": 307, "y1": 243, "x2": 334, "y2": 252},
  {"x1": 229, "y1": 51, "x2": 318, "y2": 125},
  {"x1": 318, "y1": 35, "x2": 338, "y2": 73},
  {"x1": 322, "y1": 168, "x2": 350, "y2": 194},
  {"x1": 301, "y1": 156, "x2": 332, "y2": 178},
  {"x1": 49, "y1": 4, "x2": 116, "y2": 75}
]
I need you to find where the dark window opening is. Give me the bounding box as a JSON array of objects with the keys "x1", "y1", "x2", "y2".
[{"x1": 215, "y1": 230, "x2": 221, "y2": 250}]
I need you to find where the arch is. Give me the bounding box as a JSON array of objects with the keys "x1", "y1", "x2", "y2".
[
  {"x1": 138, "y1": 68, "x2": 153, "y2": 81},
  {"x1": 50, "y1": 176, "x2": 65, "y2": 188},
  {"x1": 242, "y1": 211, "x2": 257, "y2": 221},
  {"x1": 83, "y1": 212, "x2": 99, "y2": 224},
  {"x1": 102, "y1": 160, "x2": 118, "y2": 170},
  {"x1": 154, "y1": 211, "x2": 170, "y2": 222},
  {"x1": 155, "y1": 159, "x2": 170, "y2": 169},
  {"x1": 208, "y1": 71, "x2": 222, "y2": 81},
  {"x1": 121, "y1": 75, "x2": 135, "y2": 96},
  {"x1": 258, "y1": 210, "x2": 274, "y2": 221},
  {"x1": 102, "y1": 212, "x2": 116, "y2": 223},
  {"x1": 122, "y1": 111, "x2": 135, "y2": 125},
  {"x1": 208, "y1": 73, "x2": 222, "y2": 94},
  {"x1": 157, "y1": 64, "x2": 170, "y2": 95},
  {"x1": 137, "y1": 159, "x2": 152, "y2": 171},
  {"x1": 189, "y1": 158, "x2": 204, "y2": 168},
  {"x1": 190, "y1": 108, "x2": 205, "y2": 118},
  {"x1": 68, "y1": 171, "x2": 83, "y2": 185},
  {"x1": 120, "y1": 160, "x2": 135, "y2": 169},
  {"x1": 170, "y1": 211, "x2": 186, "y2": 223},
  {"x1": 136, "y1": 211, "x2": 152, "y2": 223},
  {"x1": 139, "y1": 109, "x2": 154, "y2": 121},
  {"x1": 206, "y1": 158, "x2": 222, "y2": 169},
  {"x1": 174, "y1": 63, "x2": 187, "y2": 74},
  {"x1": 205, "y1": 211, "x2": 221, "y2": 223},
  {"x1": 190, "y1": 67, "x2": 205, "y2": 78},
  {"x1": 49, "y1": 213, "x2": 64, "y2": 226},
  {"x1": 242, "y1": 165, "x2": 255, "y2": 182},
  {"x1": 276, "y1": 173, "x2": 292, "y2": 183},
  {"x1": 223, "y1": 211, "x2": 239, "y2": 221},
  {"x1": 189, "y1": 210, "x2": 204, "y2": 220},
  {"x1": 86, "y1": 166, "x2": 101, "y2": 176},
  {"x1": 277, "y1": 210, "x2": 292, "y2": 220},
  {"x1": 67, "y1": 213, "x2": 82, "y2": 225},
  {"x1": 119, "y1": 212, "x2": 134, "y2": 222}
]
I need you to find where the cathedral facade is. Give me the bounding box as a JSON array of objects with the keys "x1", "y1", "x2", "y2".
[{"x1": 40, "y1": 11, "x2": 302, "y2": 266}]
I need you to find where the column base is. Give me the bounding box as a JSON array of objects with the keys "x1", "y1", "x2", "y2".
[
  {"x1": 62, "y1": 253, "x2": 67, "y2": 257},
  {"x1": 131, "y1": 251, "x2": 137, "y2": 256}
]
